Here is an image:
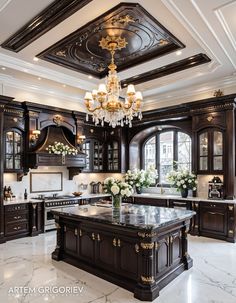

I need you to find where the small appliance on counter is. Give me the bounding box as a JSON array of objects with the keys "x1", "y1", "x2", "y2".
[
  {"x1": 208, "y1": 176, "x2": 224, "y2": 199},
  {"x1": 90, "y1": 182, "x2": 101, "y2": 194}
]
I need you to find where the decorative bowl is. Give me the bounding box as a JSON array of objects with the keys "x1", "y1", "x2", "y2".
[{"x1": 72, "y1": 192, "x2": 83, "y2": 197}]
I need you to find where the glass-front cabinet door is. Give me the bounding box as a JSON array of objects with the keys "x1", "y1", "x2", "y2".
[
  {"x1": 107, "y1": 141, "x2": 119, "y2": 171},
  {"x1": 82, "y1": 139, "x2": 103, "y2": 172},
  {"x1": 5, "y1": 130, "x2": 23, "y2": 171},
  {"x1": 199, "y1": 132, "x2": 208, "y2": 171},
  {"x1": 213, "y1": 131, "x2": 223, "y2": 171},
  {"x1": 198, "y1": 129, "x2": 224, "y2": 173}
]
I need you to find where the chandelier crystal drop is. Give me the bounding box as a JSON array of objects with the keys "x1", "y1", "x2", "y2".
[{"x1": 84, "y1": 36, "x2": 143, "y2": 128}]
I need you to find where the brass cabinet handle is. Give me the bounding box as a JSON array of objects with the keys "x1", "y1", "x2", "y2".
[
  {"x1": 135, "y1": 244, "x2": 139, "y2": 253},
  {"x1": 97, "y1": 234, "x2": 100, "y2": 241},
  {"x1": 74, "y1": 228, "x2": 78, "y2": 236},
  {"x1": 79, "y1": 229, "x2": 82, "y2": 237},
  {"x1": 64, "y1": 226, "x2": 67, "y2": 232},
  {"x1": 92, "y1": 233, "x2": 95, "y2": 240},
  {"x1": 113, "y1": 238, "x2": 120, "y2": 247}
]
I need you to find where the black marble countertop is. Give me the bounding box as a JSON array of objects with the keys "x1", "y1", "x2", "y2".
[{"x1": 51, "y1": 204, "x2": 195, "y2": 231}]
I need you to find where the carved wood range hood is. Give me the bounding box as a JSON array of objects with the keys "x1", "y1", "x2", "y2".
[{"x1": 27, "y1": 126, "x2": 86, "y2": 179}]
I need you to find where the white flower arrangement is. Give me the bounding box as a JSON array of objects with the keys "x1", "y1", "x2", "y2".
[
  {"x1": 103, "y1": 177, "x2": 133, "y2": 198},
  {"x1": 46, "y1": 141, "x2": 78, "y2": 156},
  {"x1": 167, "y1": 169, "x2": 197, "y2": 191},
  {"x1": 124, "y1": 167, "x2": 158, "y2": 190}
]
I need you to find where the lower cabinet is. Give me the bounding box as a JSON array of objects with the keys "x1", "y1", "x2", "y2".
[
  {"x1": 199, "y1": 202, "x2": 227, "y2": 237},
  {"x1": 4, "y1": 202, "x2": 44, "y2": 240},
  {"x1": 5, "y1": 203, "x2": 29, "y2": 239}
]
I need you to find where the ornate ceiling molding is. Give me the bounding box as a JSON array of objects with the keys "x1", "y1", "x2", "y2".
[
  {"x1": 37, "y1": 3, "x2": 185, "y2": 78},
  {"x1": 1, "y1": 0, "x2": 93, "y2": 52}
]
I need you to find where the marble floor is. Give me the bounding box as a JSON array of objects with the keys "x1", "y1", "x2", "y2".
[{"x1": 0, "y1": 233, "x2": 236, "y2": 303}]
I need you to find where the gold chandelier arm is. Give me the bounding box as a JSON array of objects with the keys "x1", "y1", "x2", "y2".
[{"x1": 86, "y1": 104, "x2": 102, "y2": 113}]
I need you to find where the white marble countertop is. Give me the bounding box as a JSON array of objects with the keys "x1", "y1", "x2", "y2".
[
  {"x1": 132, "y1": 193, "x2": 236, "y2": 204},
  {"x1": 3, "y1": 193, "x2": 111, "y2": 206}
]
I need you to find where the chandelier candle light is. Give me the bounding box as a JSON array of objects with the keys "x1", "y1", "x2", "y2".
[{"x1": 84, "y1": 36, "x2": 143, "y2": 128}]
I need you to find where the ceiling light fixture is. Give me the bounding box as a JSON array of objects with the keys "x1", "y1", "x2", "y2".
[
  {"x1": 33, "y1": 57, "x2": 39, "y2": 61},
  {"x1": 84, "y1": 35, "x2": 143, "y2": 128},
  {"x1": 1, "y1": 67, "x2": 6, "y2": 70},
  {"x1": 176, "y1": 50, "x2": 182, "y2": 56},
  {"x1": 88, "y1": 75, "x2": 93, "y2": 79},
  {"x1": 38, "y1": 77, "x2": 41, "y2": 80}
]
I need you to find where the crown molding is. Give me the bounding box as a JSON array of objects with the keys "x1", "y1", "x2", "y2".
[
  {"x1": 0, "y1": 52, "x2": 95, "y2": 91},
  {"x1": 0, "y1": 73, "x2": 85, "y2": 107},
  {"x1": 142, "y1": 74, "x2": 236, "y2": 110}
]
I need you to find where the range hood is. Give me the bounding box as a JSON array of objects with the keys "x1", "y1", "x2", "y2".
[{"x1": 27, "y1": 127, "x2": 86, "y2": 178}]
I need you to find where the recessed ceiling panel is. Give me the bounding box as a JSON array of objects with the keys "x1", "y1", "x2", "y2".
[{"x1": 37, "y1": 2, "x2": 185, "y2": 78}]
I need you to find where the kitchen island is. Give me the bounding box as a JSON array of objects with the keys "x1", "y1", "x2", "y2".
[{"x1": 51, "y1": 204, "x2": 195, "y2": 301}]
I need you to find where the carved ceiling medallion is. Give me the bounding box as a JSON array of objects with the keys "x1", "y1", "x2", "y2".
[{"x1": 38, "y1": 3, "x2": 184, "y2": 78}]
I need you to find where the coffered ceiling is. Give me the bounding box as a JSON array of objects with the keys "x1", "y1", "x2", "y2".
[{"x1": 0, "y1": 0, "x2": 235, "y2": 111}]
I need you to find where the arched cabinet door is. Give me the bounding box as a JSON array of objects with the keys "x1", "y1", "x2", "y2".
[
  {"x1": 4, "y1": 129, "x2": 23, "y2": 172},
  {"x1": 197, "y1": 128, "x2": 224, "y2": 174}
]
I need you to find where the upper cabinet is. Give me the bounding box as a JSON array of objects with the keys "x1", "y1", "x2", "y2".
[
  {"x1": 4, "y1": 129, "x2": 23, "y2": 172},
  {"x1": 82, "y1": 139, "x2": 104, "y2": 172},
  {"x1": 107, "y1": 140, "x2": 119, "y2": 171},
  {"x1": 198, "y1": 129, "x2": 224, "y2": 174}
]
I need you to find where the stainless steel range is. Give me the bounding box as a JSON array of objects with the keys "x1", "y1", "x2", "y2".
[{"x1": 34, "y1": 195, "x2": 80, "y2": 232}]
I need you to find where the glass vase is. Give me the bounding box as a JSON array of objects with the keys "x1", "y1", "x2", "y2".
[{"x1": 112, "y1": 195, "x2": 122, "y2": 209}]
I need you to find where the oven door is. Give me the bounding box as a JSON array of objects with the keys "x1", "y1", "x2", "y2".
[{"x1": 44, "y1": 207, "x2": 59, "y2": 231}]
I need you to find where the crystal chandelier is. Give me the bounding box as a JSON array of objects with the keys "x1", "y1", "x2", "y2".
[{"x1": 84, "y1": 36, "x2": 143, "y2": 128}]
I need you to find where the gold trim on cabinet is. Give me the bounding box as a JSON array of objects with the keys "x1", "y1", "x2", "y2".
[
  {"x1": 141, "y1": 276, "x2": 154, "y2": 284},
  {"x1": 155, "y1": 242, "x2": 160, "y2": 250},
  {"x1": 140, "y1": 242, "x2": 154, "y2": 250}
]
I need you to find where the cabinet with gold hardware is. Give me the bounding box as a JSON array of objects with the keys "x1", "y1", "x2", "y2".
[
  {"x1": 63, "y1": 225, "x2": 79, "y2": 257},
  {"x1": 4, "y1": 203, "x2": 29, "y2": 239},
  {"x1": 52, "y1": 206, "x2": 194, "y2": 301},
  {"x1": 115, "y1": 235, "x2": 139, "y2": 280}
]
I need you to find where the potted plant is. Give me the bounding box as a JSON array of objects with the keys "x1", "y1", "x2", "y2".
[
  {"x1": 167, "y1": 170, "x2": 197, "y2": 198},
  {"x1": 124, "y1": 167, "x2": 157, "y2": 194},
  {"x1": 103, "y1": 177, "x2": 133, "y2": 209}
]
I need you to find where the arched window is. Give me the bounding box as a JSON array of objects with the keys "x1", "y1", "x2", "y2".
[{"x1": 143, "y1": 130, "x2": 191, "y2": 183}]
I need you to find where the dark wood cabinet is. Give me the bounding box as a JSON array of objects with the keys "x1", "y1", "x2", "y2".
[
  {"x1": 4, "y1": 202, "x2": 44, "y2": 240},
  {"x1": 197, "y1": 128, "x2": 224, "y2": 174},
  {"x1": 82, "y1": 139, "x2": 103, "y2": 172},
  {"x1": 78, "y1": 225, "x2": 96, "y2": 263},
  {"x1": 107, "y1": 140, "x2": 119, "y2": 171},
  {"x1": 199, "y1": 202, "x2": 227, "y2": 237},
  {"x1": 4, "y1": 203, "x2": 29, "y2": 239},
  {"x1": 4, "y1": 129, "x2": 23, "y2": 172}
]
